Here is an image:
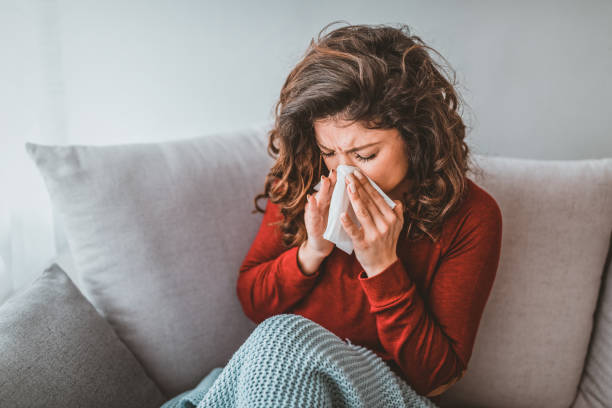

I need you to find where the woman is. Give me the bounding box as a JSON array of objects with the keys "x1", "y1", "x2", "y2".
[{"x1": 163, "y1": 21, "x2": 502, "y2": 407}]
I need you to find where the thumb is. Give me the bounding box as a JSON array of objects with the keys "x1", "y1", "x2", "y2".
[{"x1": 393, "y1": 200, "x2": 403, "y2": 216}]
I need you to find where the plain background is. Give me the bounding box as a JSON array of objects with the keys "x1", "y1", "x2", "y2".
[{"x1": 1, "y1": 0, "x2": 611, "y2": 304}]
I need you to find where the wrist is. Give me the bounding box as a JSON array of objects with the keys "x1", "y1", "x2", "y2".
[
  {"x1": 297, "y1": 241, "x2": 326, "y2": 276},
  {"x1": 303, "y1": 240, "x2": 330, "y2": 259},
  {"x1": 364, "y1": 256, "x2": 399, "y2": 278}
]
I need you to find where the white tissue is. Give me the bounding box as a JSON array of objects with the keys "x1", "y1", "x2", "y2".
[{"x1": 312, "y1": 164, "x2": 396, "y2": 255}]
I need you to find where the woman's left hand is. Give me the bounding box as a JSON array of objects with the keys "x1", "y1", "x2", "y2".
[{"x1": 340, "y1": 170, "x2": 404, "y2": 278}]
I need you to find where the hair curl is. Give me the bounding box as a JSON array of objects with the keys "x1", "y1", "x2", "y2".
[{"x1": 252, "y1": 21, "x2": 483, "y2": 249}]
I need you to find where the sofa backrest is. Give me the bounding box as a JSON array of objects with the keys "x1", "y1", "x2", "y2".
[
  {"x1": 433, "y1": 156, "x2": 612, "y2": 408},
  {"x1": 28, "y1": 124, "x2": 612, "y2": 406}
]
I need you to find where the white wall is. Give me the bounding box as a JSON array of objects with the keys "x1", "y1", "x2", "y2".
[
  {"x1": 5, "y1": 0, "x2": 612, "y2": 154},
  {"x1": 1, "y1": 0, "x2": 611, "y2": 303}
]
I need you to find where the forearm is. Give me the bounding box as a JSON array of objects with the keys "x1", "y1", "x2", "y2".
[
  {"x1": 358, "y1": 260, "x2": 467, "y2": 396},
  {"x1": 237, "y1": 243, "x2": 324, "y2": 324}
]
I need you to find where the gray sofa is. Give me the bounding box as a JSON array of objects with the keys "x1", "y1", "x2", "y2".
[{"x1": 1, "y1": 122, "x2": 611, "y2": 407}]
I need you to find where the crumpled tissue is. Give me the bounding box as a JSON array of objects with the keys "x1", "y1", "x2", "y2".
[{"x1": 313, "y1": 164, "x2": 396, "y2": 255}]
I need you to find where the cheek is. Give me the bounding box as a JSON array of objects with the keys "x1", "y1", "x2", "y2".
[
  {"x1": 363, "y1": 155, "x2": 400, "y2": 189},
  {"x1": 361, "y1": 167, "x2": 386, "y2": 187}
]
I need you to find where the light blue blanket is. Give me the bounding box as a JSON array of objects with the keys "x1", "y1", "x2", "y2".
[{"x1": 161, "y1": 314, "x2": 439, "y2": 408}]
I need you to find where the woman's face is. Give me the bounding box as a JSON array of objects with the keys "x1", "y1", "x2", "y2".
[{"x1": 313, "y1": 118, "x2": 411, "y2": 200}]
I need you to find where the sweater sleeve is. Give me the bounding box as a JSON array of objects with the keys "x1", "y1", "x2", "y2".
[
  {"x1": 357, "y1": 198, "x2": 503, "y2": 397},
  {"x1": 237, "y1": 198, "x2": 322, "y2": 324}
]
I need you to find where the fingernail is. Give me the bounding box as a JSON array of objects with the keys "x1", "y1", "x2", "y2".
[{"x1": 354, "y1": 170, "x2": 364, "y2": 180}]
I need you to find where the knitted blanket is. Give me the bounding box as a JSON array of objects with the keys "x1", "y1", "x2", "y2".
[{"x1": 161, "y1": 313, "x2": 439, "y2": 408}]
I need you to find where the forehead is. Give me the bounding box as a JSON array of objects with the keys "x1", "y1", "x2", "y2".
[{"x1": 313, "y1": 118, "x2": 396, "y2": 147}]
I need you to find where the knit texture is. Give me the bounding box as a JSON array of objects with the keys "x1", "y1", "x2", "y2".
[{"x1": 161, "y1": 313, "x2": 438, "y2": 408}]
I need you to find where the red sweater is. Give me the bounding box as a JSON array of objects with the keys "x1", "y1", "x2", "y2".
[{"x1": 236, "y1": 178, "x2": 502, "y2": 396}]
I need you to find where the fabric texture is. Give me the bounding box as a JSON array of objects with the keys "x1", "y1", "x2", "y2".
[
  {"x1": 0, "y1": 262, "x2": 166, "y2": 408},
  {"x1": 237, "y1": 177, "x2": 502, "y2": 397},
  {"x1": 161, "y1": 313, "x2": 438, "y2": 408},
  {"x1": 436, "y1": 158, "x2": 612, "y2": 408},
  {"x1": 162, "y1": 367, "x2": 224, "y2": 407},
  {"x1": 24, "y1": 125, "x2": 274, "y2": 397},
  {"x1": 572, "y1": 243, "x2": 612, "y2": 408},
  {"x1": 24, "y1": 121, "x2": 612, "y2": 407}
]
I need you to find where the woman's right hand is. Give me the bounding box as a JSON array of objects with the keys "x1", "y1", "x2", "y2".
[{"x1": 304, "y1": 168, "x2": 337, "y2": 257}]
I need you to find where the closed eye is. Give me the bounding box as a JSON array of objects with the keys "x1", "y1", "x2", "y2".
[{"x1": 320, "y1": 151, "x2": 377, "y2": 162}]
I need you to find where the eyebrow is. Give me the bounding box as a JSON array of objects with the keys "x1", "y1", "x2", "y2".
[{"x1": 317, "y1": 141, "x2": 380, "y2": 153}]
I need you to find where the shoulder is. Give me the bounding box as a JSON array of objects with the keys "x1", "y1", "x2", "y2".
[
  {"x1": 262, "y1": 177, "x2": 284, "y2": 222},
  {"x1": 262, "y1": 198, "x2": 282, "y2": 223},
  {"x1": 439, "y1": 178, "x2": 503, "y2": 256},
  {"x1": 462, "y1": 178, "x2": 502, "y2": 225}
]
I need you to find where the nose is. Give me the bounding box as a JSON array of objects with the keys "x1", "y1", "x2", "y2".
[
  {"x1": 323, "y1": 153, "x2": 361, "y2": 177},
  {"x1": 335, "y1": 154, "x2": 357, "y2": 168},
  {"x1": 333, "y1": 162, "x2": 361, "y2": 182}
]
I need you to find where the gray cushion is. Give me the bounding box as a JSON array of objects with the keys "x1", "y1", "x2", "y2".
[
  {"x1": 25, "y1": 124, "x2": 274, "y2": 397},
  {"x1": 432, "y1": 157, "x2": 612, "y2": 408},
  {"x1": 572, "y1": 241, "x2": 612, "y2": 408},
  {"x1": 0, "y1": 262, "x2": 166, "y2": 407}
]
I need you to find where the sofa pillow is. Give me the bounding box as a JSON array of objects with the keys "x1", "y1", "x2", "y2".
[
  {"x1": 0, "y1": 262, "x2": 166, "y2": 407},
  {"x1": 572, "y1": 244, "x2": 612, "y2": 408},
  {"x1": 25, "y1": 124, "x2": 274, "y2": 398},
  {"x1": 431, "y1": 157, "x2": 612, "y2": 408}
]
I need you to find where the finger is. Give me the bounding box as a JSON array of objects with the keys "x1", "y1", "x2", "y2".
[
  {"x1": 323, "y1": 169, "x2": 337, "y2": 192},
  {"x1": 315, "y1": 177, "x2": 329, "y2": 207},
  {"x1": 392, "y1": 200, "x2": 404, "y2": 224},
  {"x1": 393, "y1": 200, "x2": 403, "y2": 216},
  {"x1": 345, "y1": 175, "x2": 379, "y2": 234},
  {"x1": 314, "y1": 176, "x2": 324, "y2": 200},
  {"x1": 329, "y1": 168, "x2": 337, "y2": 184},
  {"x1": 306, "y1": 193, "x2": 318, "y2": 213},
  {"x1": 349, "y1": 172, "x2": 385, "y2": 223},
  {"x1": 340, "y1": 210, "x2": 363, "y2": 242},
  {"x1": 318, "y1": 170, "x2": 336, "y2": 206},
  {"x1": 322, "y1": 174, "x2": 332, "y2": 196},
  {"x1": 352, "y1": 170, "x2": 395, "y2": 223},
  {"x1": 346, "y1": 172, "x2": 387, "y2": 232}
]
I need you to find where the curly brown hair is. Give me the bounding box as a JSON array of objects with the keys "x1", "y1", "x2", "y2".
[{"x1": 252, "y1": 21, "x2": 483, "y2": 249}]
